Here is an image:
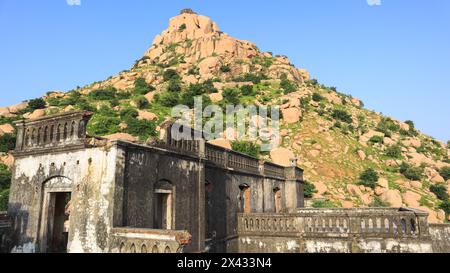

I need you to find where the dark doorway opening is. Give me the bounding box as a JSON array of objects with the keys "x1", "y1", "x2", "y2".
[{"x1": 47, "y1": 192, "x2": 71, "y2": 253}]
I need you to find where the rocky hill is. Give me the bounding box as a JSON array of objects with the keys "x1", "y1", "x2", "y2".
[{"x1": 1, "y1": 9, "x2": 449, "y2": 223}]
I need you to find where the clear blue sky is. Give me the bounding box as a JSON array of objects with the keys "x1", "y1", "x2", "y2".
[{"x1": 0, "y1": 0, "x2": 449, "y2": 141}]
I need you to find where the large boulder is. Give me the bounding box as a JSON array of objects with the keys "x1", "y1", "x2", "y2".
[
  {"x1": 270, "y1": 148, "x2": 295, "y2": 167},
  {"x1": 357, "y1": 150, "x2": 366, "y2": 160},
  {"x1": 281, "y1": 108, "x2": 301, "y2": 124},
  {"x1": 360, "y1": 129, "x2": 385, "y2": 143},
  {"x1": 377, "y1": 178, "x2": 389, "y2": 189},
  {"x1": 0, "y1": 124, "x2": 15, "y2": 135},
  {"x1": 198, "y1": 56, "x2": 220, "y2": 76},
  {"x1": 0, "y1": 153, "x2": 14, "y2": 168},
  {"x1": 380, "y1": 190, "x2": 402, "y2": 207},
  {"x1": 209, "y1": 93, "x2": 223, "y2": 103},
  {"x1": 144, "y1": 92, "x2": 156, "y2": 104},
  {"x1": 402, "y1": 191, "x2": 421, "y2": 208},
  {"x1": 23, "y1": 109, "x2": 46, "y2": 120},
  {"x1": 103, "y1": 133, "x2": 137, "y2": 142},
  {"x1": 8, "y1": 102, "x2": 28, "y2": 114},
  {"x1": 138, "y1": 110, "x2": 157, "y2": 121},
  {"x1": 402, "y1": 138, "x2": 422, "y2": 148}
]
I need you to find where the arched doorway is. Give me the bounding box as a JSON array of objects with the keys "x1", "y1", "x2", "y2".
[{"x1": 39, "y1": 176, "x2": 73, "y2": 253}]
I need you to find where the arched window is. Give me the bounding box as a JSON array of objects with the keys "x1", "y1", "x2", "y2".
[
  {"x1": 239, "y1": 184, "x2": 251, "y2": 214},
  {"x1": 37, "y1": 127, "x2": 42, "y2": 145},
  {"x1": 401, "y1": 218, "x2": 407, "y2": 234},
  {"x1": 152, "y1": 245, "x2": 159, "y2": 253},
  {"x1": 31, "y1": 128, "x2": 36, "y2": 145},
  {"x1": 50, "y1": 125, "x2": 54, "y2": 142},
  {"x1": 164, "y1": 246, "x2": 171, "y2": 253},
  {"x1": 130, "y1": 244, "x2": 136, "y2": 253},
  {"x1": 78, "y1": 120, "x2": 85, "y2": 138},
  {"x1": 43, "y1": 126, "x2": 48, "y2": 144},
  {"x1": 141, "y1": 244, "x2": 147, "y2": 253},
  {"x1": 70, "y1": 121, "x2": 76, "y2": 138},
  {"x1": 56, "y1": 124, "x2": 61, "y2": 141},
  {"x1": 154, "y1": 180, "x2": 174, "y2": 230},
  {"x1": 273, "y1": 187, "x2": 282, "y2": 213},
  {"x1": 410, "y1": 219, "x2": 416, "y2": 234},
  {"x1": 63, "y1": 123, "x2": 68, "y2": 140},
  {"x1": 24, "y1": 129, "x2": 30, "y2": 146}
]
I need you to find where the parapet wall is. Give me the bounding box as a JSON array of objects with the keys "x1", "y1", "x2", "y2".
[{"x1": 238, "y1": 208, "x2": 439, "y2": 253}]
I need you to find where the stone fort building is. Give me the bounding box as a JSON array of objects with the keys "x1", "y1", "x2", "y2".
[{"x1": 0, "y1": 111, "x2": 449, "y2": 253}]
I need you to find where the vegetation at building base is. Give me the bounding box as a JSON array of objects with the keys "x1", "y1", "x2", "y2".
[{"x1": 0, "y1": 164, "x2": 11, "y2": 211}]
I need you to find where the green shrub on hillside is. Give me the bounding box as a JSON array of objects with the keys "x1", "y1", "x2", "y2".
[
  {"x1": 220, "y1": 65, "x2": 231, "y2": 73},
  {"x1": 0, "y1": 164, "x2": 11, "y2": 190},
  {"x1": 75, "y1": 100, "x2": 96, "y2": 112},
  {"x1": 27, "y1": 98, "x2": 46, "y2": 111},
  {"x1": 120, "y1": 108, "x2": 139, "y2": 120},
  {"x1": 167, "y1": 79, "x2": 182, "y2": 93},
  {"x1": 331, "y1": 109, "x2": 353, "y2": 123},
  {"x1": 377, "y1": 118, "x2": 400, "y2": 136},
  {"x1": 370, "y1": 197, "x2": 390, "y2": 207},
  {"x1": 222, "y1": 88, "x2": 240, "y2": 105},
  {"x1": 399, "y1": 162, "x2": 423, "y2": 181},
  {"x1": 133, "y1": 96, "x2": 149, "y2": 109},
  {"x1": 0, "y1": 134, "x2": 16, "y2": 153},
  {"x1": 369, "y1": 135, "x2": 384, "y2": 144},
  {"x1": 385, "y1": 145, "x2": 402, "y2": 159},
  {"x1": 304, "y1": 180, "x2": 318, "y2": 199},
  {"x1": 163, "y1": 69, "x2": 180, "y2": 82},
  {"x1": 89, "y1": 87, "x2": 117, "y2": 101},
  {"x1": 231, "y1": 141, "x2": 260, "y2": 158},
  {"x1": 400, "y1": 120, "x2": 419, "y2": 137},
  {"x1": 439, "y1": 200, "x2": 450, "y2": 215},
  {"x1": 240, "y1": 85, "x2": 254, "y2": 96},
  {"x1": 312, "y1": 93, "x2": 324, "y2": 102},
  {"x1": 124, "y1": 118, "x2": 157, "y2": 141},
  {"x1": 233, "y1": 73, "x2": 267, "y2": 84},
  {"x1": 154, "y1": 92, "x2": 180, "y2": 107},
  {"x1": 178, "y1": 23, "x2": 187, "y2": 32},
  {"x1": 439, "y1": 166, "x2": 450, "y2": 181},
  {"x1": 134, "y1": 77, "x2": 155, "y2": 95},
  {"x1": 280, "y1": 77, "x2": 297, "y2": 94},
  {"x1": 430, "y1": 184, "x2": 449, "y2": 201},
  {"x1": 359, "y1": 168, "x2": 379, "y2": 189},
  {"x1": 87, "y1": 114, "x2": 120, "y2": 136},
  {"x1": 311, "y1": 199, "x2": 335, "y2": 208}
]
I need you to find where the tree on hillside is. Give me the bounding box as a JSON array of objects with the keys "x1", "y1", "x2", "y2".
[{"x1": 359, "y1": 168, "x2": 379, "y2": 189}]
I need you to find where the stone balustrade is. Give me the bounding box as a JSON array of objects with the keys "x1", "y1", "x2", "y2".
[
  {"x1": 110, "y1": 228, "x2": 192, "y2": 254},
  {"x1": 238, "y1": 208, "x2": 430, "y2": 239},
  {"x1": 14, "y1": 111, "x2": 93, "y2": 153}
]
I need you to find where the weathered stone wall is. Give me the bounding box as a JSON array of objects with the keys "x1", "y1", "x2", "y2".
[
  {"x1": 8, "y1": 145, "x2": 119, "y2": 253},
  {"x1": 237, "y1": 208, "x2": 439, "y2": 253},
  {"x1": 429, "y1": 224, "x2": 450, "y2": 253},
  {"x1": 116, "y1": 142, "x2": 205, "y2": 253}
]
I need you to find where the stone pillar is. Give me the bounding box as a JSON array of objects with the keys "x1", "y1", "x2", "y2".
[{"x1": 14, "y1": 121, "x2": 25, "y2": 151}]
